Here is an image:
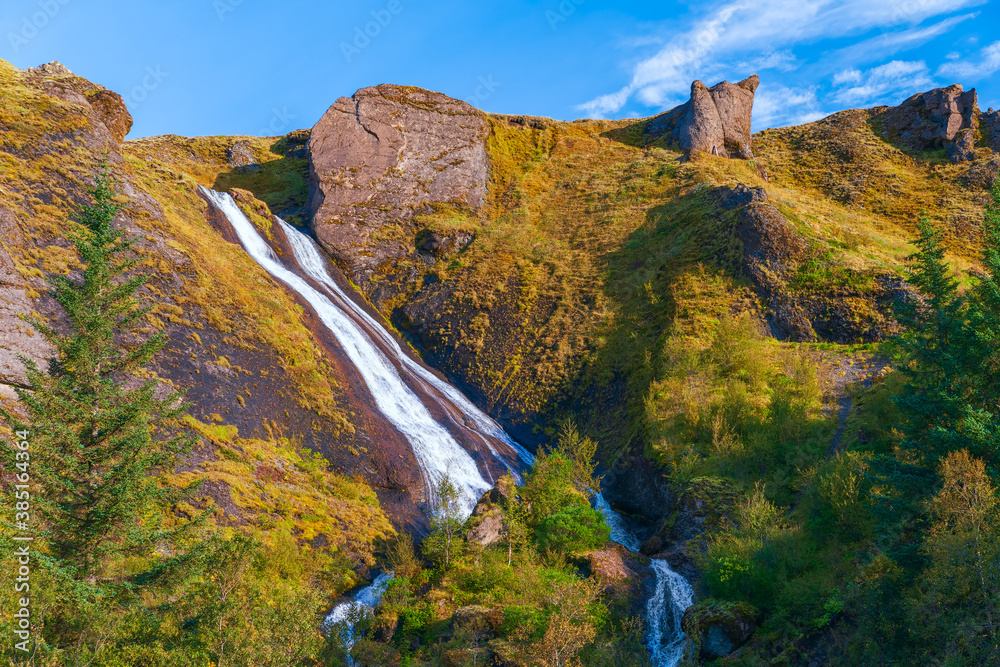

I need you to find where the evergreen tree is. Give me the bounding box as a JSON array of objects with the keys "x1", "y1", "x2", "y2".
[
  {"x1": 0, "y1": 165, "x2": 194, "y2": 584},
  {"x1": 893, "y1": 216, "x2": 978, "y2": 466}
]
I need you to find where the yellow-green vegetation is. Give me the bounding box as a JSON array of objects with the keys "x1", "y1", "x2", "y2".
[
  {"x1": 755, "y1": 108, "x2": 987, "y2": 257},
  {"x1": 340, "y1": 428, "x2": 646, "y2": 666},
  {"x1": 172, "y1": 415, "x2": 393, "y2": 554},
  {"x1": 122, "y1": 143, "x2": 352, "y2": 428}
]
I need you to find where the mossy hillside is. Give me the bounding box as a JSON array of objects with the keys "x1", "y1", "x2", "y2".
[
  {"x1": 0, "y1": 59, "x2": 397, "y2": 547},
  {"x1": 754, "y1": 108, "x2": 990, "y2": 258},
  {"x1": 121, "y1": 143, "x2": 351, "y2": 429},
  {"x1": 125, "y1": 131, "x2": 310, "y2": 224},
  {"x1": 170, "y1": 415, "x2": 393, "y2": 571}
]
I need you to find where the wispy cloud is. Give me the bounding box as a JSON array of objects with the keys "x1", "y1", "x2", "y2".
[
  {"x1": 825, "y1": 13, "x2": 977, "y2": 66},
  {"x1": 577, "y1": 0, "x2": 984, "y2": 123},
  {"x1": 831, "y1": 60, "x2": 934, "y2": 105},
  {"x1": 752, "y1": 84, "x2": 826, "y2": 129},
  {"x1": 937, "y1": 40, "x2": 1000, "y2": 80}
]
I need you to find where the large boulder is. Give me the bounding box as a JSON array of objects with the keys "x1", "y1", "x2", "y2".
[
  {"x1": 877, "y1": 84, "x2": 979, "y2": 156},
  {"x1": 306, "y1": 85, "x2": 490, "y2": 295},
  {"x1": 682, "y1": 600, "x2": 760, "y2": 660},
  {"x1": 643, "y1": 75, "x2": 760, "y2": 158}
]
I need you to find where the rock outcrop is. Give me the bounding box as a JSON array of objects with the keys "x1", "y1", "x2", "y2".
[
  {"x1": 643, "y1": 75, "x2": 760, "y2": 158},
  {"x1": 306, "y1": 85, "x2": 489, "y2": 295},
  {"x1": 682, "y1": 600, "x2": 760, "y2": 660},
  {"x1": 983, "y1": 108, "x2": 1000, "y2": 154},
  {"x1": 0, "y1": 207, "x2": 51, "y2": 387},
  {"x1": 26, "y1": 61, "x2": 133, "y2": 144},
  {"x1": 877, "y1": 84, "x2": 979, "y2": 161}
]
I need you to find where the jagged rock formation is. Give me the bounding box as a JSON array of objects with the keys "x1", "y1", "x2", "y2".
[
  {"x1": 26, "y1": 61, "x2": 133, "y2": 144},
  {"x1": 876, "y1": 84, "x2": 979, "y2": 161},
  {"x1": 643, "y1": 74, "x2": 760, "y2": 158},
  {"x1": 983, "y1": 108, "x2": 1000, "y2": 154},
  {"x1": 306, "y1": 85, "x2": 489, "y2": 296}
]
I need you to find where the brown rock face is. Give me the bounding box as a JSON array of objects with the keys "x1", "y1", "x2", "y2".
[
  {"x1": 85, "y1": 89, "x2": 133, "y2": 144},
  {"x1": 26, "y1": 61, "x2": 133, "y2": 145},
  {"x1": 644, "y1": 75, "x2": 759, "y2": 158},
  {"x1": 878, "y1": 84, "x2": 979, "y2": 154},
  {"x1": 306, "y1": 85, "x2": 490, "y2": 290},
  {"x1": 0, "y1": 207, "x2": 52, "y2": 386}
]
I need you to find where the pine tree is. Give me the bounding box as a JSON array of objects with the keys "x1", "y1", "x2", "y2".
[
  {"x1": 0, "y1": 165, "x2": 194, "y2": 584},
  {"x1": 893, "y1": 216, "x2": 977, "y2": 466}
]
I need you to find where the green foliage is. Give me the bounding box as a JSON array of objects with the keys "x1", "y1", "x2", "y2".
[
  {"x1": 522, "y1": 453, "x2": 610, "y2": 555},
  {"x1": 423, "y1": 474, "x2": 465, "y2": 568},
  {"x1": 534, "y1": 503, "x2": 609, "y2": 554},
  {"x1": 0, "y1": 166, "x2": 196, "y2": 582}
]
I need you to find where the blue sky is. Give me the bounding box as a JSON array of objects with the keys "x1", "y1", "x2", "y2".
[{"x1": 3, "y1": 0, "x2": 998, "y2": 138}]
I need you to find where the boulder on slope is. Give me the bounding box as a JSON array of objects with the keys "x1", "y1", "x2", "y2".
[{"x1": 306, "y1": 85, "x2": 490, "y2": 293}]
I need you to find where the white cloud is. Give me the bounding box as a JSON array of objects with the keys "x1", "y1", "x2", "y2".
[
  {"x1": 946, "y1": 51, "x2": 961, "y2": 59},
  {"x1": 824, "y1": 12, "x2": 977, "y2": 65},
  {"x1": 831, "y1": 60, "x2": 934, "y2": 105},
  {"x1": 752, "y1": 84, "x2": 827, "y2": 129},
  {"x1": 577, "y1": 0, "x2": 983, "y2": 117},
  {"x1": 736, "y1": 50, "x2": 800, "y2": 73},
  {"x1": 833, "y1": 68, "x2": 862, "y2": 84},
  {"x1": 937, "y1": 40, "x2": 1000, "y2": 79}
]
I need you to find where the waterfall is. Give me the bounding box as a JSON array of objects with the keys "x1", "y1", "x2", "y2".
[
  {"x1": 201, "y1": 186, "x2": 692, "y2": 664},
  {"x1": 200, "y1": 186, "x2": 527, "y2": 517},
  {"x1": 594, "y1": 493, "x2": 695, "y2": 667},
  {"x1": 324, "y1": 571, "x2": 394, "y2": 656}
]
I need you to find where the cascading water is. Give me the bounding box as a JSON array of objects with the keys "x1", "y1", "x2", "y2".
[
  {"x1": 201, "y1": 186, "x2": 692, "y2": 664},
  {"x1": 324, "y1": 572, "x2": 394, "y2": 655},
  {"x1": 200, "y1": 186, "x2": 525, "y2": 516},
  {"x1": 594, "y1": 493, "x2": 695, "y2": 667}
]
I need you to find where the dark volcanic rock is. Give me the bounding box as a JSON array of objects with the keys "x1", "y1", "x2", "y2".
[
  {"x1": 682, "y1": 601, "x2": 760, "y2": 660},
  {"x1": 643, "y1": 75, "x2": 759, "y2": 158},
  {"x1": 878, "y1": 84, "x2": 979, "y2": 151},
  {"x1": 719, "y1": 186, "x2": 816, "y2": 341},
  {"x1": 307, "y1": 85, "x2": 489, "y2": 292},
  {"x1": 983, "y1": 108, "x2": 1000, "y2": 154},
  {"x1": 947, "y1": 128, "x2": 978, "y2": 163}
]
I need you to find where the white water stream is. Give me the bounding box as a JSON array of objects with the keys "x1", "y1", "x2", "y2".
[
  {"x1": 595, "y1": 493, "x2": 695, "y2": 666},
  {"x1": 202, "y1": 186, "x2": 692, "y2": 664}
]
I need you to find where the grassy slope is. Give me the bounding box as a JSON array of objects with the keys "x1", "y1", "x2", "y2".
[
  {"x1": 398, "y1": 107, "x2": 986, "y2": 460},
  {"x1": 0, "y1": 59, "x2": 393, "y2": 589}
]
